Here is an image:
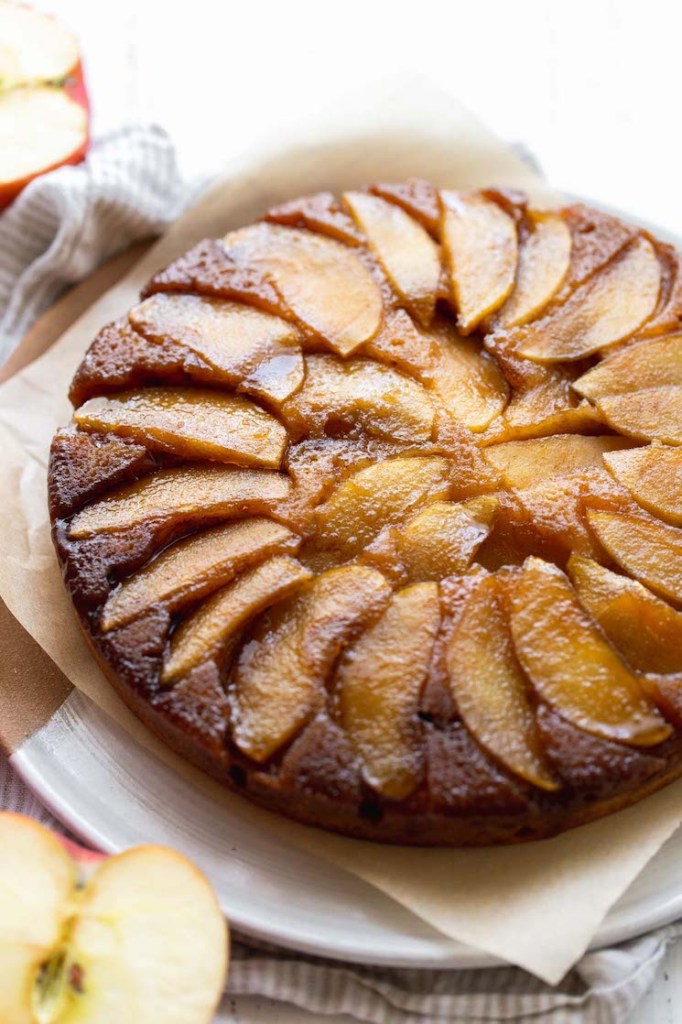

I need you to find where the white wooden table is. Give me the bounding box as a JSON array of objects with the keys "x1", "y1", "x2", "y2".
[{"x1": 31, "y1": 1, "x2": 682, "y2": 1018}]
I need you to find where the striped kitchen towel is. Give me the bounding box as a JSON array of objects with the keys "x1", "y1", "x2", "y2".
[{"x1": 1, "y1": 126, "x2": 680, "y2": 1023}]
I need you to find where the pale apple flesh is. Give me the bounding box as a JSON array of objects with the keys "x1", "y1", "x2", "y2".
[
  {"x1": 446, "y1": 572, "x2": 558, "y2": 789},
  {"x1": 343, "y1": 190, "x2": 441, "y2": 326},
  {"x1": 231, "y1": 565, "x2": 392, "y2": 762},
  {"x1": 0, "y1": 813, "x2": 228, "y2": 1024},
  {"x1": 509, "y1": 557, "x2": 671, "y2": 745},
  {"x1": 603, "y1": 446, "x2": 682, "y2": 525},
  {"x1": 68, "y1": 465, "x2": 291, "y2": 538},
  {"x1": 101, "y1": 518, "x2": 298, "y2": 631},
  {"x1": 440, "y1": 190, "x2": 518, "y2": 333},
  {"x1": 337, "y1": 582, "x2": 440, "y2": 799}
]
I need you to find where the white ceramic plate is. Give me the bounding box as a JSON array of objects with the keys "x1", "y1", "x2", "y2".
[{"x1": 11, "y1": 200, "x2": 682, "y2": 970}]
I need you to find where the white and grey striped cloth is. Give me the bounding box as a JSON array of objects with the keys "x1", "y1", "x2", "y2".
[{"x1": 1, "y1": 125, "x2": 680, "y2": 1023}]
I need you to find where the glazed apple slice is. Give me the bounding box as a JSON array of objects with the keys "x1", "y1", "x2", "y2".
[
  {"x1": 315, "y1": 456, "x2": 452, "y2": 557},
  {"x1": 595, "y1": 386, "x2": 682, "y2": 445},
  {"x1": 440, "y1": 190, "x2": 518, "y2": 333},
  {"x1": 336, "y1": 582, "x2": 440, "y2": 799},
  {"x1": 446, "y1": 573, "x2": 558, "y2": 789},
  {"x1": 518, "y1": 237, "x2": 661, "y2": 362},
  {"x1": 509, "y1": 557, "x2": 671, "y2": 745},
  {"x1": 484, "y1": 434, "x2": 633, "y2": 489},
  {"x1": 568, "y1": 554, "x2": 682, "y2": 675},
  {"x1": 222, "y1": 223, "x2": 383, "y2": 355},
  {"x1": 394, "y1": 497, "x2": 497, "y2": 581},
  {"x1": 0, "y1": 814, "x2": 227, "y2": 1024},
  {"x1": 484, "y1": 375, "x2": 605, "y2": 444},
  {"x1": 587, "y1": 510, "x2": 682, "y2": 604},
  {"x1": 74, "y1": 387, "x2": 288, "y2": 469},
  {"x1": 603, "y1": 446, "x2": 682, "y2": 524},
  {"x1": 69, "y1": 465, "x2": 291, "y2": 538},
  {"x1": 573, "y1": 334, "x2": 682, "y2": 401},
  {"x1": 428, "y1": 324, "x2": 509, "y2": 432},
  {"x1": 129, "y1": 293, "x2": 304, "y2": 403},
  {"x1": 101, "y1": 518, "x2": 298, "y2": 631},
  {"x1": 163, "y1": 554, "x2": 311, "y2": 682},
  {"x1": 492, "y1": 212, "x2": 571, "y2": 329},
  {"x1": 231, "y1": 565, "x2": 391, "y2": 762},
  {"x1": 281, "y1": 353, "x2": 435, "y2": 443},
  {"x1": 343, "y1": 190, "x2": 441, "y2": 326}
]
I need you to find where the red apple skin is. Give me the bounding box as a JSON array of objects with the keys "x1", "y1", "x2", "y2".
[
  {"x1": 0, "y1": 62, "x2": 91, "y2": 211},
  {"x1": 57, "y1": 831, "x2": 105, "y2": 868}
]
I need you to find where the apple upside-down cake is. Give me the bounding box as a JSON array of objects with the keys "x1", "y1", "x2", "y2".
[{"x1": 48, "y1": 180, "x2": 682, "y2": 845}]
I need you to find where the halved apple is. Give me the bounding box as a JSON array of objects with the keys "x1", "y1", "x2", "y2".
[
  {"x1": 509, "y1": 557, "x2": 671, "y2": 745},
  {"x1": 336, "y1": 582, "x2": 440, "y2": 799},
  {"x1": 129, "y1": 293, "x2": 304, "y2": 403},
  {"x1": 281, "y1": 353, "x2": 435, "y2": 443},
  {"x1": 163, "y1": 554, "x2": 311, "y2": 682},
  {"x1": 315, "y1": 456, "x2": 452, "y2": 557},
  {"x1": 394, "y1": 497, "x2": 497, "y2": 581},
  {"x1": 74, "y1": 387, "x2": 288, "y2": 469},
  {"x1": 343, "y1": 190, "x2": 441, "y2": 326},
  {"x1": 492, "y1": 212, "x2": 571, "y2": 329},
  {"x1": 603, "y1": 445, "x2": 682, "y2": 524},
  {"x1": 568, "y1": 554, "x2": 682, "y2": 675},
  {"x1": 596, "y1": 386, "x2": 682, "y2": 445},
  {"x1": 573, "y1": 334, "x2": 682, "y2": 401},
  {"x1": 0, "y1": 812, "x2": 227, "y2": 1024},
  {"x1": 0, "y1": 4, "x2": 89, "y2": 208},
  {"x1": 519, "y1": 238, "x2": 661, "y2": 362},
  {"x1": 445, "y1": 572, "x2": 558, "y2": 789},
  {"x1": 587, "y1": 510, "x2": 682, "y2": 605},
  {"x1": 69, "y1": 465, "x2": 291, "y2": 538},
  {"x1": 440, "y1": 190, "x2": 518, "y2": 333},
  {"x1": 222, "y1": 223, "x2": 383, "y2": 355},
  {"x1": 231, "y1": 565, "x2": 391, "y2": 762},
  {"x1": 484, "y1": 433, "x2": 632, "y2": 489},
  {"x1": 101, "y1": 518, "x2": 298, "y2": 631}
]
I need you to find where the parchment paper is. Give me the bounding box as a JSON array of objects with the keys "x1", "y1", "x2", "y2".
[{"x1": 1, "y1": 77, "x2": 681, "y2": 984}]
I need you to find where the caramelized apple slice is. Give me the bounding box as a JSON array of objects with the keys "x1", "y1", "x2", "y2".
[
  {"x1": 484, "y1": 376, "x2": 605, "y2": 444},
  {"x1": 568, "y1": 554, "x2": 682, "y2": 675},
  {"x1": 509, "y1": 557, "x2": 671, "y2": 745},
  {"x1": 587, "y1": 510, "x2": 682, "y2": 604},
  {"x1": 394, "y1": 497, "x2": 497, "y2": 581},
  {"x1": 603, "y1": 446, "x2": 682, "y2": 525},
  {"x1": 231, "y1": 565, "x2": 391, "y2": 762},
  {"x1": 101, "y1": 519, "x2": 298, "y2": 631},
  {"x1": 281, "y1": 354, "x2": 435, "y2": 443},
  {"x1": 74, "y1": 388, "x2": 288, "y2": 469},
  {"x1": 163, "y1": 555, "x2": 311, "y2": 682},
  {"x1": 315, "y1": 456, "x2": 452, "y2": 557},
  {"x1": 222, "y1": 223, "x2": 383, "y2": 356},
  {"x1": 596, "y1": 386, "x2": 682, "y2": 445},
  {"x1": 492, "y1": 212, "x2": 571, "y2": 329},
  {"x1": 446, "y1": 573, "x2": 557, "y2": 789},
  {"x1": 518, "y1": 238, "x2": 661, "y2": 362},
  {"x1": 129, "y1": 293, "x2": 303, "y2": 404},
  {"x1": 343, "y1": 190, "x2": 440, "y2": 326},
  {"x1": 573, "y1": 334, "x2": 682, "y2": 401},
  {"x1": 440, "y1": 191, "x2": 518, "y2": 333},
  {"x1": 484, "y1": 434, "x2": 632, "y2": 490},
  {"x1": 69, "y1": 465, "x2": 291, "y2": 538},
  {"x1": 428, "y1": 323, "x2": 508, "y2": 431},
  {"x1": 336, "y1": 582, "x2": 440, "y2": 799}
]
